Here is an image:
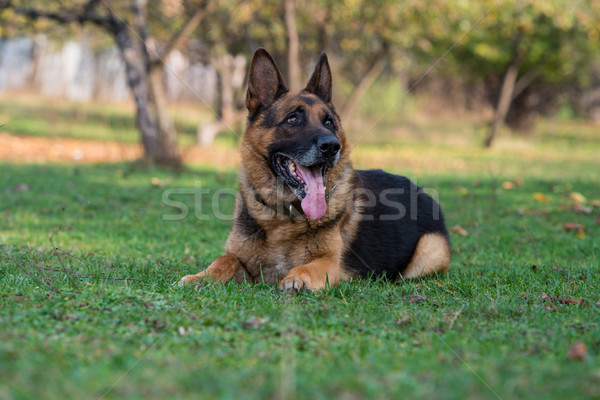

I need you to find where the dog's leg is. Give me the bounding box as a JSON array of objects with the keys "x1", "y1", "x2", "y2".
[
  {"x1": 279, "y1": 257, "x2": 340, "y2": 291},
  {"x1": 179, "y1": 254, "x2": 248, "y2": 286},
  {"x1": 399, "y1": 233, "x2": 451, "y2": 280}
]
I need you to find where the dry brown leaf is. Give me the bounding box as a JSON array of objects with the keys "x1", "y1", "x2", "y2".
[
  {"x1": 567, "y1": 342, "x2": 587, "y2": 361},
  {"x1": 513, "y1": 178, "x2": 524, "y2": 186},
  {"x1": 395, "y1": 316, "x2": 412, "y2": 325},
  {"x1": 408, "y1": 295, "x2": 428, "y2": 304},
  {"x1": 245, "y1": 317, "x2": 267, "y2": 329},
  {"x1": 561, "y1": 297, "x2": 589, "y2": 306},
  {"x1": 541, "y1": 292, "x2": 590, "y2": 307},
  {"x1": 450, "y1": 225, "x2": 468, "y2": 236},
  {"x1": 14, "y1": 183, "x2": 30, "y2": 192},
  {"x1": 564, "y1": 222, "x2": 586, "y2": 232}
]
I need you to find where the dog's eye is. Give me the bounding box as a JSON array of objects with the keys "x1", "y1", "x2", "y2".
[
  {"x1": 287, "y1": 115, "x2": 299, "y2": 125},
  {"x1": 323, "y1": 118, "x2": 334, "y2": 129}
]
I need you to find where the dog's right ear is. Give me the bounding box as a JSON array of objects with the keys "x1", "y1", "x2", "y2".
[{"x1": 246, "y1": 48, "x2": 288, "y2": 116}]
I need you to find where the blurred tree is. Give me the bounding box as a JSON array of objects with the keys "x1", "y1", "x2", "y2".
[
  {"x1": 325, "y1": 0, "x2": 407, "y2": 122},
  {"x1": 0, "y1": 0, "x2": 209, "y2": 167},
  {"x1": 408, "y1": 0, "x2": 600, "y2": 146},
  {"x1": 194, "y1": 0, "x2": 405, "y2": 143},
  {"x1": 193, "y1": 0, "x2": 311, "y2": 146}
]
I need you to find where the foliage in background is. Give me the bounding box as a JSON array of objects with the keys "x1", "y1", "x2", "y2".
[{"x1": 2, "y1": 0, "x2": 600, "y2": 151}]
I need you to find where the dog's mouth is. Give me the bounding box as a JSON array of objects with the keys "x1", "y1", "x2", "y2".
[{"x1": 273, "y1": 154, "x2": 329, "y2": 220}]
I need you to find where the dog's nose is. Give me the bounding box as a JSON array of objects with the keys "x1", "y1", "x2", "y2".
[{"x1": 317, "y1": 135, "x2": 340, "y2": 157}]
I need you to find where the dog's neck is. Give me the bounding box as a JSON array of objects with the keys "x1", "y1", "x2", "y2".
[{"x1": 252, "y1": 189, "x2": 302, "y2": 223}]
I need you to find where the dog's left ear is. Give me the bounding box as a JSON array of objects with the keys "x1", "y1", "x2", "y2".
[{"x1": 304, "y1": 52, "x2": 332, "y2": 104}]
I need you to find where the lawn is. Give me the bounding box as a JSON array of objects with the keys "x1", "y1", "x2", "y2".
[{"x1": 0, "y1": 104, "x2": 599, "y2": 399}]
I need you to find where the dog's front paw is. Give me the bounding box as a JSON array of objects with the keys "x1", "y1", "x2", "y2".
[
  {"x1": 279, "y1": 271, "x2": 313, "y2": 291},
  {"x1": 178, "y1": 271, "x2": 207, "y2": 287}
]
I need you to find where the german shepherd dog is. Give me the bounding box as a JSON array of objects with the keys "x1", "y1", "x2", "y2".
[{"x1": 180, "y1": 49, "x2": 450, "y2": 290}]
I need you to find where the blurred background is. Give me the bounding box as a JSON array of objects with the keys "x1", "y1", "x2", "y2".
[{"x1": 0, "y1": 0, "x2": 599, "y2": 169}]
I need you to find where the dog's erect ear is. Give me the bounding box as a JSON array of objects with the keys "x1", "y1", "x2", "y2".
[
  {"x1": 246, "y1": 48, "x2": 287, "y2": 115},
  {"x1": 304, "y1": 52, "x2": 332, "y2": 104}
]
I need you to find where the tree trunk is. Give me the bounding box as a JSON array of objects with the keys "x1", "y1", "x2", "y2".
[
  {"x1": 5, "y1": 0, "x2": 206, "y2": 168},
  {"x1": 197, "y1": 51, "x2": 247, "y2": 147},
  {"x1": 126, "y1": 0, "x2": 180, "y2": 166},
  {"x1": 219, "y1": 54, "x2": 235, "y2": 123},
  {"x1": 341, "y1": 55, "x2": 387, "y2": 122},
  {"x1": 112, "y1": 24, "x2": 164, "y2": 162},
  {"x1": 284, "y1": 0, "x2": 301, "y2": 93},
  {"x1": 485, "y1": 57, "x2": 522, "y2": 147},
  {"x1": 149, "y1": 65, "x2": 181, "y2": 167}
]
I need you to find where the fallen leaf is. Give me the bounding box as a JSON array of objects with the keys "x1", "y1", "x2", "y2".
[
  {"x1": 534, "y1": 193, "x2": 551, "y2": 202},
  {"x1": 531, "y1": 265, "x2": 538, "y2": 272},
  {"x1": 564, "y1": 222, "x2": 586, "y2": 232},
  {"x1": 502, "y1": 181, "x2": 515, "y2": 190},
  {"x1": 395, "y1": 316, "x2": 412, "y2": 325},
  {"x1": 408, "y1": 295, "x2": 428, "y2": 303},
  {"x1": 567, "y1": 342, "x2": 587, "y2": 361},
  {"x1": 450, "y1": 225, "x2": 468, "y2": 236},
  {"x1": 151, "y1": 177, "x2": 172, "y2": 187},
  {"x1": 245, "y1": 317, "x2": 267, "y2": 329},
  {"x1": 560, "y1": 297, "x2": 589, "y2": 306},
  {"x1": 513, "y1": 178, "x2": 524, "y2": 186},
  {"x1": 14, "y1": 183, "x2": 30, "y2": 192},
  {"x1": 573, "y1": 202, "x2": 592, "y2": 214},
  {"x1": 541, "y1": 292, "x2": 590, "y2": 307},
  {"x1": 568, "y1": 192, "x2": 587, "y2": 204}
]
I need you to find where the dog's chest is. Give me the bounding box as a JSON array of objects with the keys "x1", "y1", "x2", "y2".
[{"x1": 228, "y1": 223, "x2": 324, "y2": 283}]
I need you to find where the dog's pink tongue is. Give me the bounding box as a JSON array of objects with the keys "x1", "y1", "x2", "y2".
[{"x1": 297, "y1": 165, "x2": 327, "y2": 220}]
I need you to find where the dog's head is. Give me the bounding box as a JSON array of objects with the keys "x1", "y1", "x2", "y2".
[{"x1": 241, "y1": 48, "x2": 350, "y2": 221}]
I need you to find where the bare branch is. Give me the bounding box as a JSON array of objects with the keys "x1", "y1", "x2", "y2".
[
  {"x1": 512, "y1": 67, "x2": 541, "y2": 101},
  {"x1": 6, "y1": 0, "x2": 113, "y2": 29},
  {"x1": 153, "y1": 2, "x2": 209, "y2": 64},
  {"x1": 49, "y1": 227, "x2": 81, "y2": 293},
  {"x1": 1, "y1": 245, "x2": 61, "y2": 294}
]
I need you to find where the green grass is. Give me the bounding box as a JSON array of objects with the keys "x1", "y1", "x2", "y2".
[{"x1": 1, "y1": 111, "x2": 600, "y2": 398}]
